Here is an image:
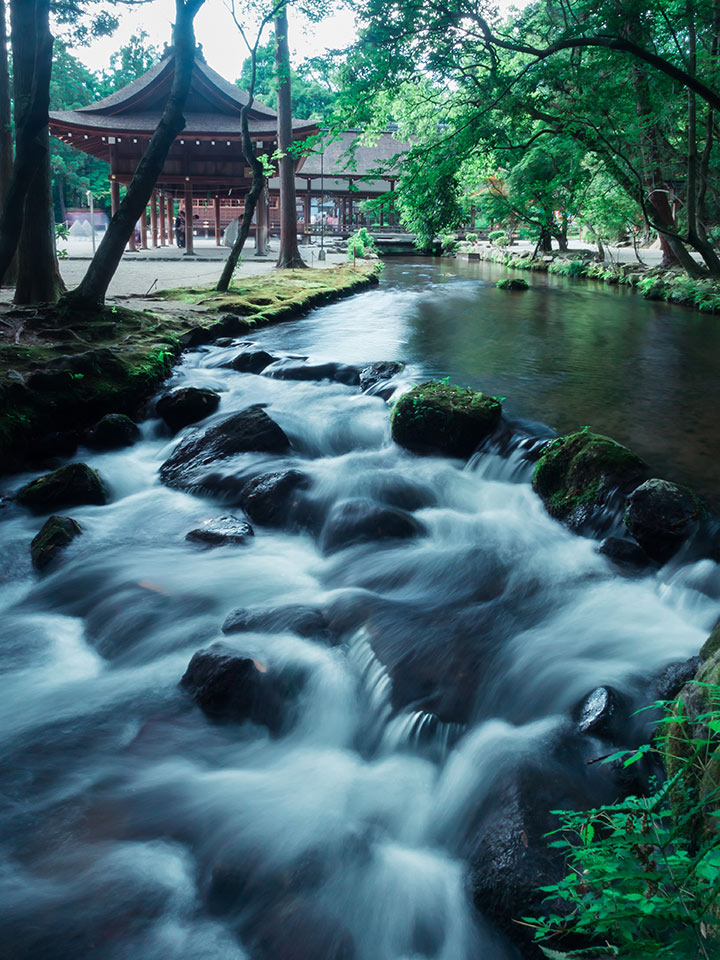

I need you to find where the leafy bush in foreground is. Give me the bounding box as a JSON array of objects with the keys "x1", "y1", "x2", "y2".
[{"x1": 528, "y1": 682, "x2": 720, "y2": 959}]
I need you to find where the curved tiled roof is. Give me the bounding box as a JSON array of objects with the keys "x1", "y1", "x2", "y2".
[{"x1": 73, "y1": 55, "x2": 278, "y2": 119}]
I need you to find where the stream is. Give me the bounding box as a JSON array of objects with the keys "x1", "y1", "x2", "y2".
[{"x1": 1, "y1": 258, "x2": 718, "y2": 960}]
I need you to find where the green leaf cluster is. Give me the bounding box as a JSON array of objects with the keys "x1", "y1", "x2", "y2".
[{"x1": 528, "y1": 682, "x2": 720, "y2": 959}]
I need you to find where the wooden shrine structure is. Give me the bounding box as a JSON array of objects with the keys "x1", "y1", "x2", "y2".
[
  {"x1": 49, "y1": 52, "x2": 317, "y2": 254},
  {"x1": 50, "y1": 54, "x2": 409, "y2": 252}
]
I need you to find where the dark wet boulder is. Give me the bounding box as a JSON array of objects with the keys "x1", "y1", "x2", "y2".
[
  {"x1": 223, "y1": 603, "x2": 336, "y2": 644},
  {"x1": 159, "y1": 406, "x2": 290, "y2": 490},
  {"x1": 185, "y1": 515, "x2": 254, "y2": 546},
  {"x1": 359, "y1": 360, "x2": 404, "y2": 392},
  {"x1": 180, "y1": 642, "x2": 303, "y2": 733},
  {"x1": 264, "y1": 359, "x2": 361, "y2": 386},
  {"x1": 16, "y1": 462, "x2": 107, "y2": 511},
  {"x1": 390, "y1": 381, "x2": 502, "y2": 458},
  {"x1": 240, "y1": 468, "x2": 311, "y2": 527},
  {"x1": 598, "y1": 536, "x2": 651, "y2": 569},
  {"x1": 469, "y1": 785, "x2": 568, "y2": 942},
  {"x1": 653, "y1": 657, "x2": 702, "y2": 702},
  {"x1": 320, "y1": 498, "x2": 425, "y2": 555},
  {"x1": 228, "y1": 348, "x2": 279, "y2": 374},
  {"x1": 624, "y1": 478, "x2": 704, "y2": 563},
  {"x1": 496, "y1": 277, "x2": 529, "y2": 291},
  {"x1": 156, "y1": 386, "x2": 221, "y2": 432},
  {"x1": 30, "y1": 515, "x2": 82, "y2": 570},
  {"x1": 532, "y1": 431, "x2": 649, "y2": 531},
  {"x1": 86, "y1": 413, "x2": 140, "y2": 450},
  {"x1": 575, "y1": 685, "x2": 624, "y2": 737}
]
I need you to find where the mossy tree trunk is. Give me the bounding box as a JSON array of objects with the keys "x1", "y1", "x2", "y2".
[
  {"x1": 274, "y1": 3, "x2": 305, "y2": 270},
  {"x1": 62, "y1": 0, "x2": 206, "y2": 310}
]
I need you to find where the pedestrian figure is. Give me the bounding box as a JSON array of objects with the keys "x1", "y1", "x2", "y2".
[{"x1": 174, "y1": 210, "x2": 186, "y2": 248}]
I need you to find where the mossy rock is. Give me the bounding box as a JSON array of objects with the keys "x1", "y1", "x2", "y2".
[
  {"x1": 664, "y1": 651, "x2": 720, "y2": 847},
  {"x1": 701, "y1": 621, "x2": 720, "y2": 661},
  {"x1": 16, "y1": 462, "x2": 107, "y2": 511},
  {"x1": 86, "y1": 413, "x2": 140, "y2": 450},
  {"x1": 390, "y1": 381, "x2": 502, "y2": 458},
  {"x1": 624, "y1": 478, "x2": 704, "y2": 563},
  {"x1": 30, "y1": 515, "x2": 82, "y2": 570},
  {"x1": 532, "y1": 431, "x2": 649, "y2": 530},
  {"x1": 496, "y1": 278, "x2": 529, "y2": 291}
]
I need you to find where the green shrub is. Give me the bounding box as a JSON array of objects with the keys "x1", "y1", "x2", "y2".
[
  {"x1": 465, "y1": 232, "x2": 479, "y2": 244},
  {"x1": 347, "y1": 226, "x2": 378, "y2": 260},
  {"x1": 528, "y1": 681, "x2": 720, "y2": 959},
  {"x1": 440, "y1": 233, "x2": 459, "y2": 254},
  {"x1": 489, "y1": 229, "x2": 509, "y2": 247}
]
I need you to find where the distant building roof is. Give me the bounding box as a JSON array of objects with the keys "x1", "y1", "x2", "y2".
[
  {"x1": 300, "y1": 130, "x2": 409, "y2": 179},
  {"x1": 49, "y1": 53, "x2": 316, "y2": 147}
]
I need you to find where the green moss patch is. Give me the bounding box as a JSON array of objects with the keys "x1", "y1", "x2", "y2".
[
  {"x1": 1, "y1": 265, "x2": 379, "y2": 471},
  {"x1": 532, "y1": 430, "x2": 649, "y2": 526},
  {"x1": 391, "y1": 380, "x2": 502, "y2": 458}
]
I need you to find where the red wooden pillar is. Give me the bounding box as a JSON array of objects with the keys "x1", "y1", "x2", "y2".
[
  {"x1": 140, "y1": 208, "x2": 148, "y2": 249},
  {"x1": 184, "y1": 179, "x2": 194, "y2": 254},
  {"x1": 303, "y1": 180, "x2": 310, "y2": 236},
  {"x1": 167, "y1": 197, "x2": 174, "y2": 246},
  {"x1": 379, "y1": 202, "x2": 384, "y2": 228},
  {"x1": 150, "y1": 190, "x2": 158, "y2": 247},
  {"x1": 214, "y1": 196, "x2": 221, "y2": 245},
  {"x1": 159, "y1": 194, "x2": 166, "y2": 246},
  {"x1": 389, "y1": 181, "x2": 396, "y2": 227}
]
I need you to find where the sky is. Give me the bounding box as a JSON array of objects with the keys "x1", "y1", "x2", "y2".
[{"x1": 73, "y1": 0, "x2": 360, "y2": 83}]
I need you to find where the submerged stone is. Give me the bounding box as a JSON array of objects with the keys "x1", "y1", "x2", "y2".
[
  {"x1": 320, "y1": 498, "x2": 425, "y2": 555},
  {"x1": 229, "y1": 348, "x2": 278, "y2": 374},
  {"x1": 358, "y1": 360, "x2": 405, "y2": 392},
  {"x1": 156, "y1": 386, "x2": 221, "y2": 431},
  {"x1": 30, "y1": 515, "x2": 82, "y2": 570},
  {"x1": 180, "y1": 642, "x2": 303, "y2": 733},
  {"x1": 532, "y1": 431, "x2": 648, "y2": 530},
  {"x1": 86, "y1": 413, "x2": 140, "y2": 450},
  {"x1": 390, "y1": 381, "x2": 502, "y2": 458},
  {"x1": 185, "y1": 515, "x2": 254, "y2": 546},
  {"x1": 264, "y1": 359, "x2": 362, "y2": 386},
  {"x1": 16, "y1": 462, "x2": 107, "y2": 511},
  {"x1": 496, "y1": 277, "x2": 528, "y2": 291},
  {"x1": 222, "y1": 603, "x2": 336, "y2": 644},
  {"x1": 598, "y1": 536, "x2": 650, "y2": 569},
  {"x1": 159, "y1": 406, "x2": 290, "y2": 490},
  {"x1": 624, "y1": 478, "x2": 703, "y2": 563},
  {"x1": 240, "y1": 469, "x2": 311, "y2": 527}
]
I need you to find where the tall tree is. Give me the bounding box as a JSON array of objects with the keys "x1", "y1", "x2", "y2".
[
  {"x1": 0, "y1": 0, "x2": 16, "y2": 285},
  {"x1": 0, "y1": 0, "x2": 56, "y2": 293},
  {"x1": 217, "y1": 0, "x2": 284, "y2": 292},
  {"x1": 274, "y1": 1, "x2": 305, "y2": 268},
  {"x1": 63, "y1": 0, "x2": 206, "y2": 309}
]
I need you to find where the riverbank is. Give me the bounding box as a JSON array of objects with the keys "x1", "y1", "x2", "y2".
[
  {"x1": 0, "y1": 263, "x2": 379, "y2": 473},
  {"x1": 460, "y1": 244, "x2": 720, "y2": 313}
]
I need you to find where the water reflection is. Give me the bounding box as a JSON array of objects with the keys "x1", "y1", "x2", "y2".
[{"x1": 258, "y1": 259, "x2": 720, "y2": 502}]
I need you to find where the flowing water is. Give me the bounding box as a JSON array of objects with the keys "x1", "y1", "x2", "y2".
[{"x1": 1, "y1": 259, "x2": 719, "y2": 960}]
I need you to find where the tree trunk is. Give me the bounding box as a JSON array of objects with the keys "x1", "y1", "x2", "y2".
[
  {"x1": 13, "y1": 0, "x2": 63, "y2": 303},
  {"x1": 0, "y1": 0, "x2": 16, "y2": 285},
  {"x1": 62, "y1": 0, "x2": 206, "y2": 310},
  {"x1": 539, "y1": 226, "x2": 552, "y2": 252},
  {"x1": 0, "y1": 0, "x2": 54, "y2": 289},
  {"x1": 216, "y1": 107, "x2": 265, "y2": 291},
  {"x1": 274, "y1": 4, "x2": 305, "y2": 269}
]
